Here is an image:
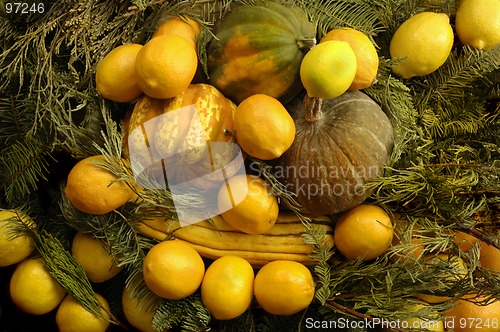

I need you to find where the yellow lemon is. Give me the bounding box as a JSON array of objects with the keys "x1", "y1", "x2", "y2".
[
  {"x1": 416, "y1": 253, "x2": 468, "y2": 304},
  {"x1": 143, "y1": 239, "x2": 205, "y2": 300},
  {"x1": 9, "y1": 257, "x2": 66, "y2": 315},
  {"x1": 380, "y1": 301, "x2": 444, "y2": 331},
  {"x1": 455, "y1": 0, "x2": 500, "y2": 50},
  {"x1": 0, "y1": 209, "x2": 35, "y2": 267},
  {"x1": 254, "y1": 260, "x2": 315, "y2": 315},
  {"x1": 201, "y1": 255, "x2": 254, "y2": 320},
  {"x1": 152, "y1": 15, "x2": 201, "y2": 49},
  {"x1": 320, "y1": 27, "x2": 379, "y2": 90},
  {"x1": 55, "y1": 293, "x2": 110, "y2": 332},
  {"x1": 390, "y1": 12, "x2": 454, "y2": 78},
  {"x1": 334, "y1": 204, "x2": 393, "y2": 261},
  {"x1": 122, "y1": 279, "x2": 162, "y2": 332},
  {"x1": 444, "y1": 294, "x2": 500, "y2": 332},
  {"x1": 95, "y1": 43, "x2": 143, "y2": 103},
  {"x1": 218, "y1": 174, "x2": 279, "y2": 235},
  {"x1": 135, "y1": 34, "x2": 198, "y2": 99},
  {"x1": 64, "y1": 155, "x2": 135, "y2": 215},
  {"x1": 71, "y1": 230, "x2": 123, "y2": 283},
  {"x1": 233, "y1": 94, "x2": 295, "y2": 160},
  {"x1": 300, "y1": 40, "x2": 357, "y2": 98}
]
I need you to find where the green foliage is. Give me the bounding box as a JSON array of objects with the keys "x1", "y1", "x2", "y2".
[{"x1": 0, "y1": 0, "x2": 499, "y2": 331}]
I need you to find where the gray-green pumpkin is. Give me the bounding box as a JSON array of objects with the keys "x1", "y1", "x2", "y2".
[{"x1": 272, "y1": 91, "x2": 394, "y2": 214}]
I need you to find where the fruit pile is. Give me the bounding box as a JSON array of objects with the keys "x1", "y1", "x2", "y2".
[{"x1": 0, "y1": 0, "x2": 499, "y2": 331}]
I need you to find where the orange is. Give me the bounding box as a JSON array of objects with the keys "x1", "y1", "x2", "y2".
[
  {"x1": 443, "y1": 295, "x2": 500, "y2": 331},
  {"x1": 143, "y1": 239, "x2": 205, "y2": 300},
  {"x1": 233, "y1": 94, "x2": 295, "y2": 160},
  {"x1": 201, "y1": 256, "x2": 254, "y2": 320},
  {"x1": 333, "y1": 204, "x2": 393, "y2": 261},
  {"x1": 390, "y1": 218, "x2": 425, "y2": 262},
  {"x1": 152, "y1": 15, "x2": 201, "y2": 49},
  {"x1": 95, "y1": 43, "x2": 143, "y2": 103},
  {"x1": 320, "y1": 27, "x2": 379, "y2": 90},
  {"x1": 300, "y1": 40, "x2": 357, "y2": 99},
  {"x1": 217, "y1": 174, "x2": 279, "y2": 235},
  {"x1": 0, "y1": 209, "x2": 36, "y2": 267},
  {"x1": 55, "y1": 293, "x2": 110, "y2": 332},
  {"x1": 64, "y1": 155, "x2": 134, "y2": 215},
  {"x1": 9, "y1": 257, "x2": 66, "y2": 315},
  {"x1": 254, "y1": 260, "x2": 315, "y2": 315},
  {"x1": 135, "y1": 35, "x2": 198, "y2": 99},
  {"x1": 71, "y1": 230, "x2": 123, "y2": 283}
]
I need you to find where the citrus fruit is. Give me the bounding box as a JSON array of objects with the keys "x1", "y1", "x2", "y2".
[
  {"x1": 218, "y1": 174, "x2": 279, "y2": 235},
  {"x1": 300, "y1": 40, "x2": 357, "y2": 99},
  {"x1": 55, "y1": 293, "x2": 110, "y2": 332},
  {"x1": 71, "y1": 230, "x2": 123, "y2": 283},
  {"x1": 233, "y1": 94, "x2": 295, "y2": 160},
  {"x1": 254, "y1": 260, "x2": 315, "y2": 315},
  {"x1": 9, "y1": 257, "x2": 66, "y2": 315},
  {"x1": 390, "y1": 218, "x2": 425, "y2": 262},
  {"x1": 135, "y1": 34, "x2": 198, "y2": 99},
  {"x1": 64, "y1": 155, "x2": 135, "y2": 215},
  {"x1": 453, "y1": 231, "x2": 478, "y2": 252},
  {"x1": 122, "y1": 280, "x2": 161, "y2": 332},
  {"x1": 455, "y1": 0, "x2": 500, "y2": 50},
  {"x1": 416, "y1": 253, "x2": 468, "y2": 304},
  {"x1": 201, "y1": 255, "x2": 254, "y2": 320},
  {"x1": 333, "y1": 204, "x2": 393, "y2": 261},
  {"x1": 320, "y1": 27, "x2": 379, "y2": 90},
  {"x1": 389, "y1": 12, "x2": 454, "y2": 78},
  {"x1": 479, "y1": 241, "x2": 500, "y2": 272},
  {"x1": 443, "y1": 295, "x2": 500, "y2": 332},
  {"x1": 398, "y1": 302, "x2": 445, "y2": 332},
  {"x1": 95, "y1": 43, "x2": 143, "y2": 103},
  {"x1": 152, "y1": 15, "x2": 201, "y2": 49},
  {"x1": 0, "y1": 209, "x2": 35, "y2": 267},
  {"x1": 143, "y1": 239, "x2": 205, "y2": 300}
]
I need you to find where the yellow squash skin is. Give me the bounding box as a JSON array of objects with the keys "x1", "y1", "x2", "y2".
[{"x1": 137, "y1": 211, "x2": 334, "y2": 267}]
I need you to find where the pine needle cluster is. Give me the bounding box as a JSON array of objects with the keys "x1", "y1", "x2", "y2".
[{"x1": 0, "y1": 0, "x2": 498, "y2": 331}]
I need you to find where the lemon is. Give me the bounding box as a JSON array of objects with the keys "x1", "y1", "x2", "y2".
[
  {"x1": 389, "y1": 12, "x2": 454, "y2": 78},
  {"x1": 201, "y1": 255, "x2": 254, "y2": 320},
  {"x1": 55, "y1": 293, "x2": 110, "y2": 332},
  {"x1": 416, "y1": 253, "x2": 468, "y2": 304},
  {"x1": 0, "y1": 209, "x2": 35, "y2": 267},
  {"x1": 233, "y1": 94, "x2": 295, "y2": 160},
  {"x1": 254, "y1": 260, "x2": 315, "y2": 316},
  {"x1": 135, "y1": 34, "x2": 198, "y2": 99},
  {"x1": 444, "y1": 294, "x2": 500, "y2": 332},
  {"x1": 334, "y1": 204, "x2": 393, "y2": 261},
  {"x1": 320, "y1": 28, "x2": 379, "y2": 90},
  {"x1": 9, "y1": 257, "x2": 66, "y2": 315},
  {"x1": 455, "y1": 0, "x2": 500, "y2": 50},
  {"x1": 122, "y1": 279, "x2": 162, "y2": 332},
  {"x1": 95, "y1": 43, "x2": 143, "y2": 103},
  {"x1": 143, "y1": 239, "x2": 205, "y2": 300},
  {"x1": 381, "y1": 302, "x2": 444, "y2": 331},
  {"x1": 217, "y1": 174, "x2": 279, "y2": 235},
  {"x1": 300, "y1": 40, "x2": 357, "y2": 99},
  {"x1": 64, "y1": 155, "x2": 135, "y2": 215},
  {"x1": 71, "y1": 230, "x2": 123, "y2": 283}
]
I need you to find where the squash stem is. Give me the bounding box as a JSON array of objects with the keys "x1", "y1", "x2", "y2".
[
  {"x1": 304, "y1": 95, "x2": 323, "y2": 122},
  {"x1": 296, "y1": 37, "x2": 317, "y2": 51}
]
